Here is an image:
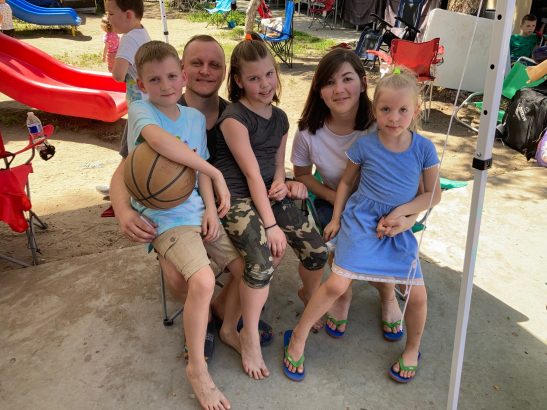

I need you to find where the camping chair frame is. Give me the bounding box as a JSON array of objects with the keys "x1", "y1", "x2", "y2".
[
  {"x1": 259, "y1": 0, "x2": 295, "y2": 68},
  {"x1": 0, "y1": 126, "x2": 52, "y2": 267},
  {"x1": 308, "y1": 0, "x2": 336, "y2": 30},
  {"x1": 454, "y1": 60, "x2": 546, "y2": 133},
  {"x1": 356, "y1": 0, "x2": 425, "y2": 69},
  {"x1": 160, "y1": 262, "x2": 226, "y2": 326}
]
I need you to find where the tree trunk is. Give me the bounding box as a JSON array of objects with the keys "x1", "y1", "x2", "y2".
[
  {"x1": 447, "y1": 0, "x2": 486, "y2": 15},
  {"x1": 245, "y1": 0, "x2": 260, "y2": 34}
]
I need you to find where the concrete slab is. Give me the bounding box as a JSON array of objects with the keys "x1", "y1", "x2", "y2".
[{"x1": 1, "y1": 169, "x2": 546, "y2": 409}]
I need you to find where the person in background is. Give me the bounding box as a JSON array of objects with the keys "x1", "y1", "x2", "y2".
[
  {"x1": 101, "y1": 15, "x2": 120, "y2": 73},
  {"x1": 0, "y1": 0, "x2": 15, "y2": 38},
  {"x1": 510, "y1": 14, "x2": 543, "y2": 62}
]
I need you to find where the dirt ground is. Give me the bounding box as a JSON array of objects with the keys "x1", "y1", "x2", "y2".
[{"x1": 0, "y1": 6, "x2": 537, "y2": 271}]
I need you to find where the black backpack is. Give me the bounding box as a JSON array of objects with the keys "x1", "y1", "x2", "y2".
[{"x1": 502, "y1": 87, "x2": 547, "y2": 160}]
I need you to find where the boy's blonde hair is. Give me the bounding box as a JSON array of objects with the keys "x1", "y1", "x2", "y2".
[
  {"x1": 373, "y1": 66, "x2": 422, "y2": 130},
  {"x1": 135, "y1": 41, "x2": 180, "y2": 77}
]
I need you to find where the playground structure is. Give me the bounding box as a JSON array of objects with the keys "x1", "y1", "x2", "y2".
[
  {"x1": 7, "y1": 0, "x2": 82, "y2": 36},
  {"x1": 0, "y1": 34, "x2": 127, "y2": 123}
]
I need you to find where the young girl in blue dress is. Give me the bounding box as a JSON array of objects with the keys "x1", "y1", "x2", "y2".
[
  {"x1": 283, "y1": 67, "x2": 441, "y2": 383},
  {"x1": 215, "y1": 35, "x2": 327, "y2": 381}
]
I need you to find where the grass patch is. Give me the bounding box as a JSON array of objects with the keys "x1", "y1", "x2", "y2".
[
  {"x1": 13, "y1": 19, "x2": 73, "y2": 36},
  {"x1": 186, "y1": 9, "x2": 245, "y2": 27},
  {"x1": 293, "y1": 31, "x2": 337, "y2": 57},
  {"x1": 53, "y1": 52, "x2": 104, "y2": 68}
]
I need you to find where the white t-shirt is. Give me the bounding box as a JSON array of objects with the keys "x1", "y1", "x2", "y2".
[
  {"x1": 0, "y1": 3, "x2": 14, "y2": 30},
  {"x1": 291, "y1": 123, "x2": 376, "y2": 190},
  {"x1": 116, "y1": 27, "x2": 151, "y2": 103}
]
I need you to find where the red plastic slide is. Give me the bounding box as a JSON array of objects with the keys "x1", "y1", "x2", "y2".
[{"x1": 0, "y1": 34, "x2": 127, "y2": 122}]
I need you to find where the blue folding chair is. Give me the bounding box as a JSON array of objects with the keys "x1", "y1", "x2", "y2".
[
  {"x1": 206, "y1": 0, "x2": 232, "y2": 28},
  {"x1": 259, "y1": 0, "x2": 295, "y2": 68}
]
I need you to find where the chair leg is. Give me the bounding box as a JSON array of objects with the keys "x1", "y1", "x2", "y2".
[{"x1": 160, "y1": 264, "x2": 183, "y2": 327}]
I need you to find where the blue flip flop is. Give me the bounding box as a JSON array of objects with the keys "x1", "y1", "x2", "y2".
[
  {"x1": 282, "y1": 330, "x2": 305, "y2": 382},
  {"x1": 388, "y1": 352, "x2": 421, "y2": 383},
  {"x1": 382, "y1": 320, "x2": 404, "y2": 342},
  {"x1": 324, "y1": 314, "x2": 348, "y2": 338}
]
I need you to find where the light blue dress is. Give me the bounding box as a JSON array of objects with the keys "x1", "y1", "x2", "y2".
[{"x1": 332, "y1": 131, "x2": 439, "y2": 285}]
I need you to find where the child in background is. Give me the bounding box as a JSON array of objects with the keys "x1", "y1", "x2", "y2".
[
  {"x1": 0, "y1": 0, "x2": 15, "y2": 38},
  {"x1": 284, "y1": 67, "x2": 441, "y2": 383},
  {"x1": 101, "y1": 15, "x2": 120, "y2": 73},
  {"x1": 106, "y1": 0, "x2": 150, "y2": 104},
  {"x1": 215, "y1": 35, "x2": 327, "y2": 380},
  {"x1": 129, "y1": 41, "x2": 239, "y2": 410},
  {"x1": 510, "y1": 14, "x2": 543, "y2": 62}
]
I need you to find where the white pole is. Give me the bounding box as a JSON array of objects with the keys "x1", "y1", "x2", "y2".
[
  {"x1": 159, "y1": 0, "x2": 169, "y2": 43},
  {"x1": 447, "y1": 1, "x2": 515, "y2": 409}
]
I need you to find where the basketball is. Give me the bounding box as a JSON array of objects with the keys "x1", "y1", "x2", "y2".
[{"x1": 124, "y1": 141, "x2": 196, "y2": 210}]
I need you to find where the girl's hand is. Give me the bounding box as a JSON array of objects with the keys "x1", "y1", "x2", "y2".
[
  {"x1": 201, "y1": 209, "x2": 220, "y2": 243},
  {"x1": 323, "y1": 219, "x2": 340, "y2": 242},
  {"x1": 266, "y1": 225, "x2": 287, "y2": 258},
  {"x1": 376, "y1": 215, "x2": 414, "y2": 239},
  {"x1": 268, "y1": 181, "x2": 288, "y2": 202},
  {"x1": 212, "y1": 174, "x2": 230, "y2": 218}
]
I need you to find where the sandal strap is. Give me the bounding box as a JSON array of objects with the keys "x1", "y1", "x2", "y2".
[
  {"x1": 398, "y1": 356, "x2": 418, "y2": 372},
  {"x1": 284, "y1": 347, "x2": 305, "y2": 368},
  {"x1": 326, "y1": 314, "x2": 348, "y2": 326},
  {"x1": 382, "y1": 319, "x2": 402, "y2": 329}
]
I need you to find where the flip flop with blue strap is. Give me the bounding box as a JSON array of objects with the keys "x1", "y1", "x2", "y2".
[
  {"x1": 282, "y1": 330, "x2": 305, "y2": 382},
  {"x1": 382, "y1": 319, "x2": 404, "y2": 342}
]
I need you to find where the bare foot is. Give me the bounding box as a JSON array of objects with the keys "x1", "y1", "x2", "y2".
[
  {"x1": 239, "y1": 327, "x2": 270, "y2": 380},
  {"x1": 390, "y1": 349, "x2": 420, "y2": 379},
  {"x1": 382, "y1": 295, "x2": 403, "y2": 335},
  {"x1": 218, "y1": 324, "x2": 241, "y2": 355},
  {"x1": 186, "y1": 363, "x2": 231, "y2": 410},
  {"x1": 297, "y1": 287, "x2": 323, "y2": 331},
  {"x1": 325, "y1": 289, "x2": 352, "y2": 334},
  {"x1": 284, "y1": 332, "x2": 305, "y2": 375}
]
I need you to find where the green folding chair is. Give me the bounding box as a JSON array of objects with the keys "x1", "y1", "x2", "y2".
[{"x1": 454, "y1": 61, "x2": 546, "y2": 133}]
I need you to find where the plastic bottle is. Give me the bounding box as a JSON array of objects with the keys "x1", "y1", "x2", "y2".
[{"x1": 26, "y1": 112, "x2": 45, "y2": 151}]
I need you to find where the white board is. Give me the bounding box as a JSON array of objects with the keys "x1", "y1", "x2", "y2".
[{"x1": 423, "y1": 9, "x2": 499, "y2": 93}]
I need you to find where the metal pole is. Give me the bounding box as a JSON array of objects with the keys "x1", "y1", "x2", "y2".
[
  {"x1": 159, "y1": 0, "x2": 169, "y2": 43},
  {"x1": 447, "y1": 1, "x2": 515, "y2": 409}
]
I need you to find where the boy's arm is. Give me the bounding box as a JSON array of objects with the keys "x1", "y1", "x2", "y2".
[
  {"x1": 140, "y1": 124, "x2": 230, "y2": 216},
  {"x1": 110, "y1": 158, "x2": 157, "y2": 242},
  {"x1": 111, "y1": 58, "x2": 129, "y2": 82}
]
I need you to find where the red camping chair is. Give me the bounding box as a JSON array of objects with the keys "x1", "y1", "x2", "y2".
[
  {"x1": 308, "y1": 0, "x2": 336, "y2": 30},
  {"x1": 368, "y1": 37, "x2": 444, "y2": 121},
  {"x1": 257, "y1": 0, "x2": 273, "y2": 19},
  {"x1": 0, "y1": 125, "x2": 53, "y2": 267}
]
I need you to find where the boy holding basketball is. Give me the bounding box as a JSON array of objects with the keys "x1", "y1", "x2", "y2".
[{"x1": 128, "y1": 40, "x2": 241, "y2": 410}]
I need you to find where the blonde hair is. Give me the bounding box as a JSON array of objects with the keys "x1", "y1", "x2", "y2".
[
  {"x1": 135, "y1": 41, "x2": 180, "y2": 77},
  {"x1": 373, "y1": 66, "x2": 422, "y2": 130}
]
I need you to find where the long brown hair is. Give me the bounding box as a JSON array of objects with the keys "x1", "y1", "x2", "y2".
[
  {"x1": 298, "y1": 48, "x2": 374, "y2": 134},
  {"x1": 227, "y1": 37, "x2": 281, "y2": 103}
]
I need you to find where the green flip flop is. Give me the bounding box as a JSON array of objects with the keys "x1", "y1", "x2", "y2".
[
  {"x1": 382, "y1": 319, "x2": 404, "y2": 341},
  {"x1": 388, "y1": 352, "x2": 421, "y2": 383},
  {"x1": 325, "y1": 314, "x2": 348, "y2": 338}
]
